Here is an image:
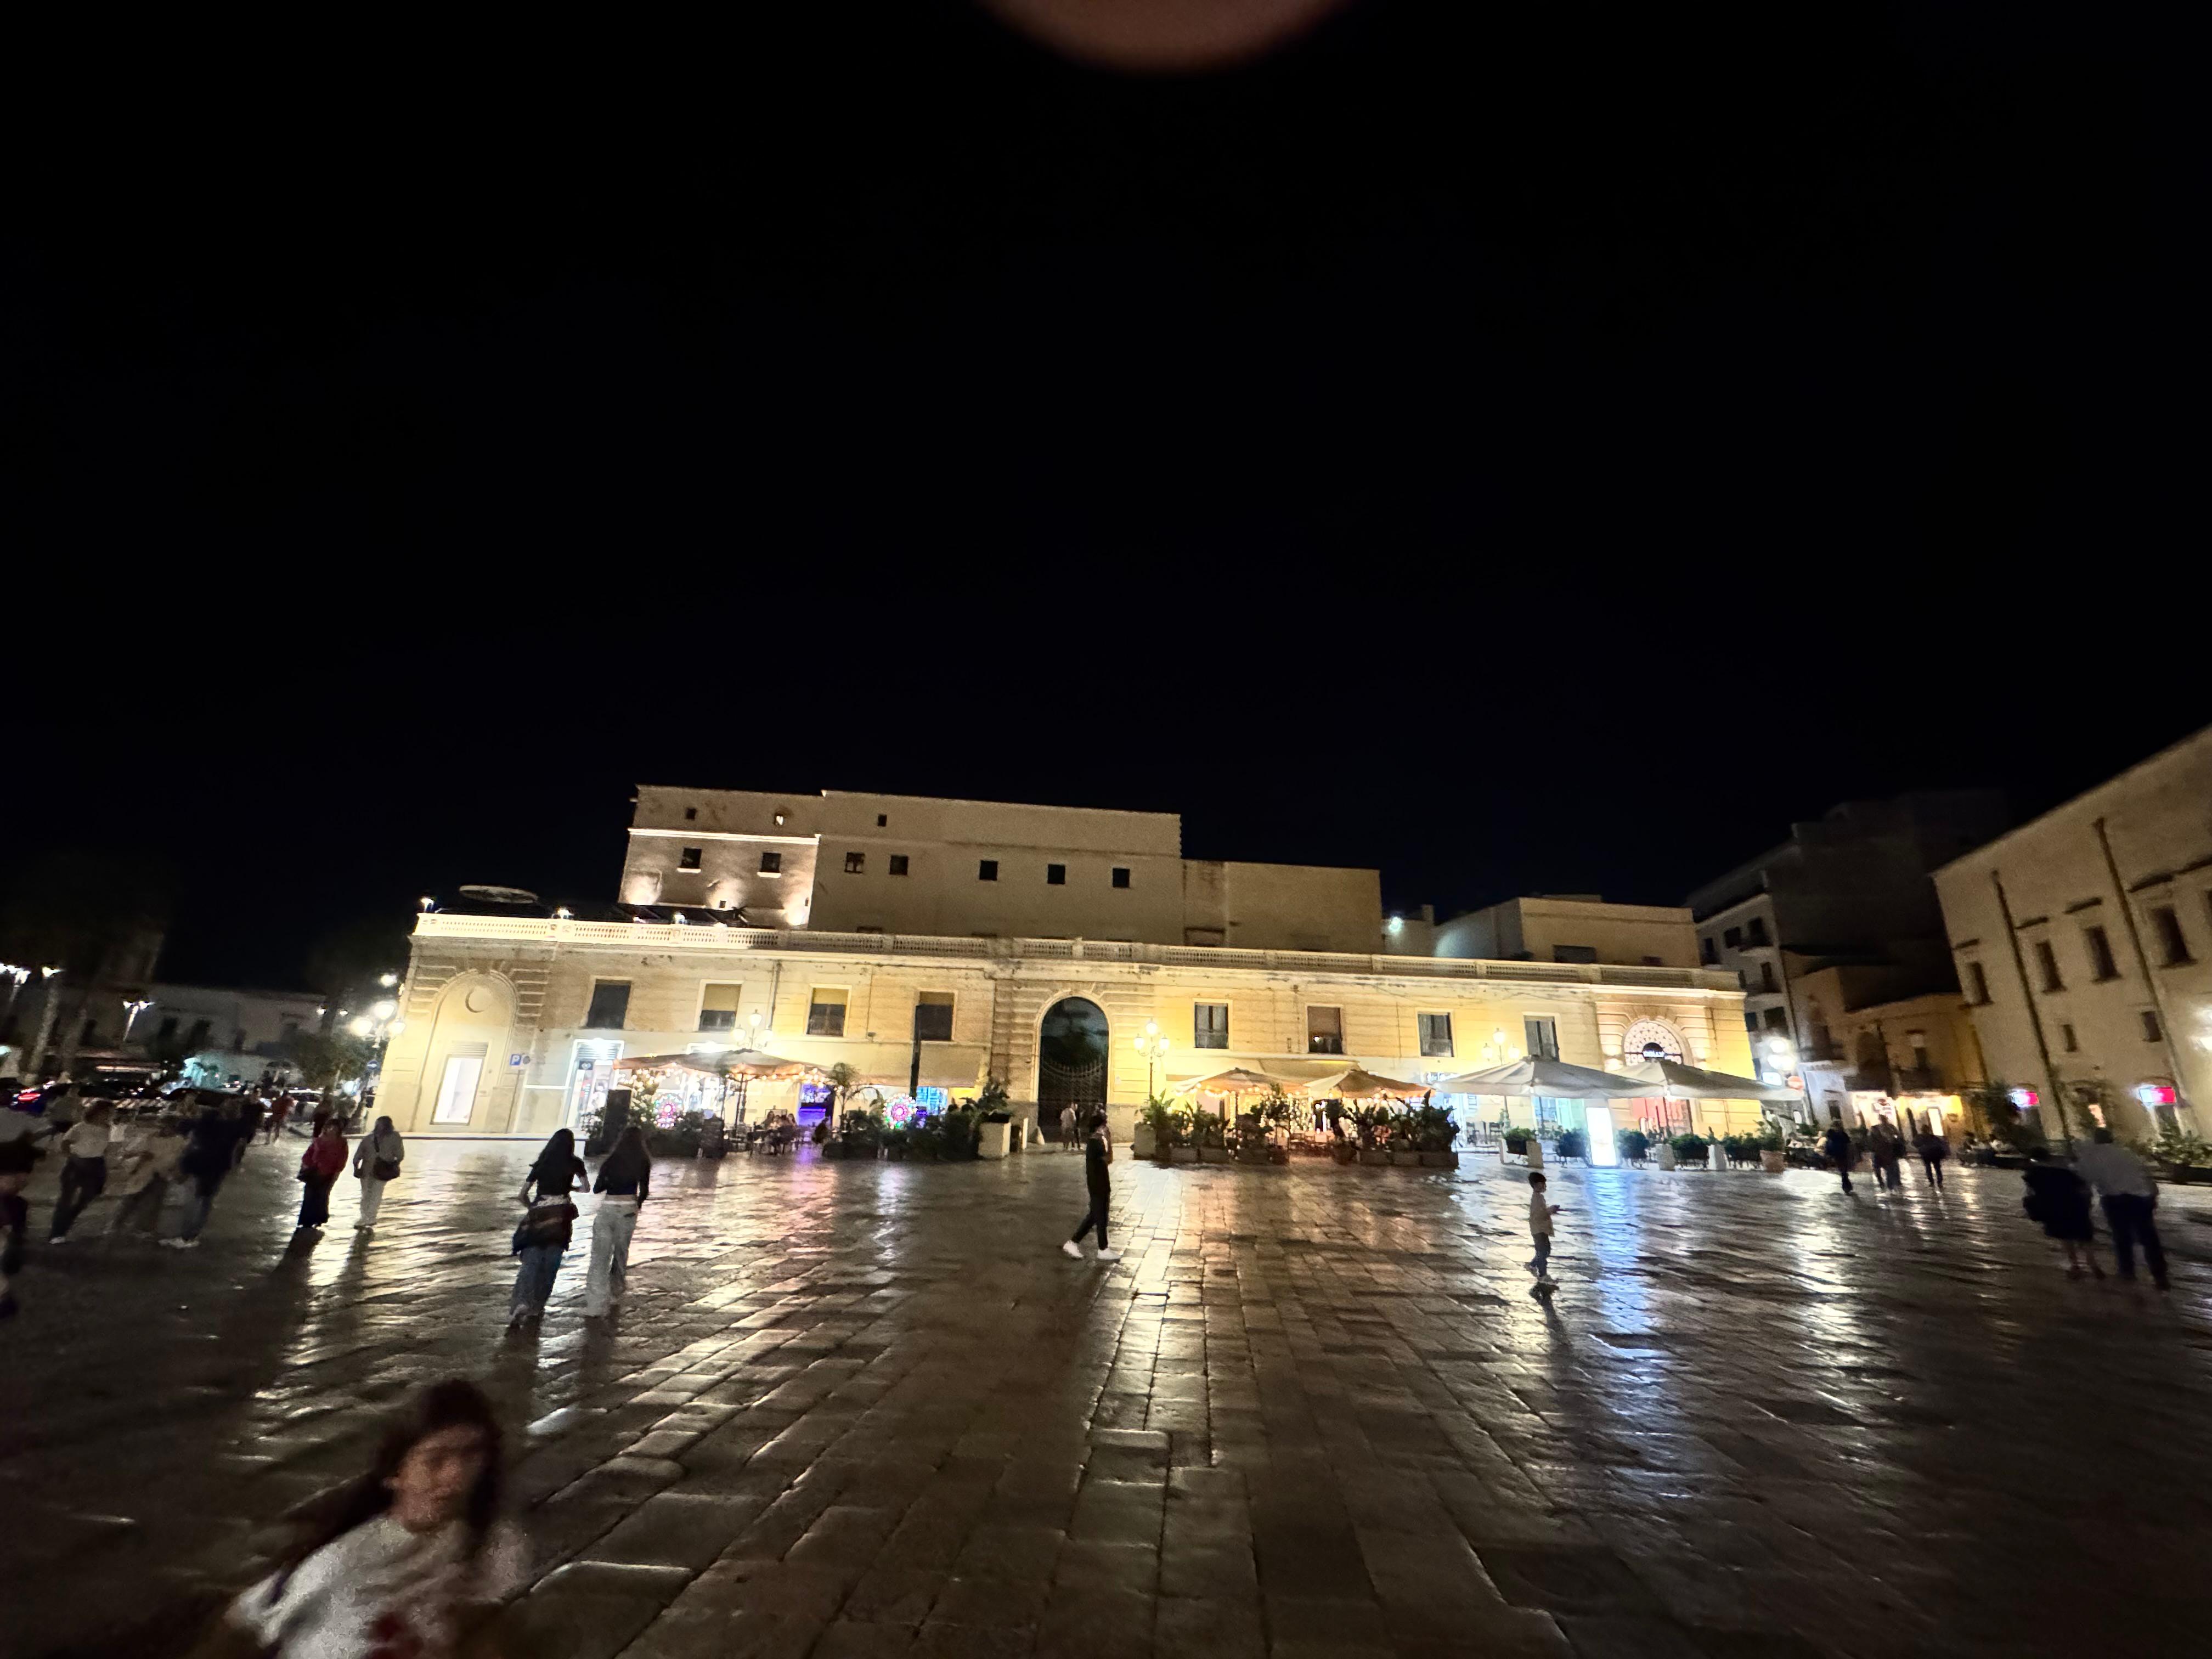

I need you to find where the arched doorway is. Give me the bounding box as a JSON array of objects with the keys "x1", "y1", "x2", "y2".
[{"x1": 1037, "y1": 997, "x2": 1109, "y2": 1139}]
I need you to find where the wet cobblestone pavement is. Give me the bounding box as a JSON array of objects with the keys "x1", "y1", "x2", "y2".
[{"x1": 8, "y1": 1139, "x2": 2212, "y2": 1659}]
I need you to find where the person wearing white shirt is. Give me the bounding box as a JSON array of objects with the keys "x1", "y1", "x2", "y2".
[
  {"x1": 2073, "y1": 1128, "x2": 2167, "y2": 1289},
  {"x1": 47, "y1": 1103, "x2": 114, "y2": 1242},
  {"x1": 1527, "y1": 1170, "x2": 1561, "y2": 1288}
]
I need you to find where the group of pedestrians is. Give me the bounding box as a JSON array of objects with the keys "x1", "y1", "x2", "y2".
[
  {"x1": 506, "y1": 1125, "x2": 652, "y2": 1330},
  {"x1": 2023, "y1": 1127, "x2": 2170, "y2": 1288}
]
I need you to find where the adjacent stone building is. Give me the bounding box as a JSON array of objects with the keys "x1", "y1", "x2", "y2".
[{"x1": 1933, "y1": 727, "x2": 2211, "y2": 1141}]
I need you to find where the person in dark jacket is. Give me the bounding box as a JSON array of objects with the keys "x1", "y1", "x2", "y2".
[
  {"x1": 1914, "y1": 1126, "x2": 1950, "y2": 1189},
  {"x1": 582, "y1": 1126, "x2": 651, "y2": 1319},
  {"x1": 1061, "y1": 1111, "x2": 1120, "y2": 1262},
  {"x1": 164, "y1": 1101, "x2": 247, "y2": 1249},
  {"x1": 1821, "y1": 1122, "x2": 1855, "y2": 1194},
  {"x1": 295, "y1": 1121, "x2": 349, "y2": 1230},
  {"x1": 2022, "y1": 1148, "x2": 2102, "y2": 1278},
  {"x1": 509, "y1": 1130, "x2": 588, "y2": 1329}
]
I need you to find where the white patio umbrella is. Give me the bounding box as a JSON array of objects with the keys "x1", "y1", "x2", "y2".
[
  {"x1": 1623, "y1": 1058, "x2": 1801, "y2": 1102},
  {"x1": 1432, "y1": 1057, "x2": 1656, "y2": 1098}
]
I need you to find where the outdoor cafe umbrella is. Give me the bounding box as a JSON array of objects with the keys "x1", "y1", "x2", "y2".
[
  {"x1": 1623, "y1": 1058, "x2": 1802, "y2": 1102},
  {"x1": 1431, "y1": 1057, "x2": 1657, "y2": 1098},
  {"x1": 1173, "y1": 1066, "x2": 1292, "y2": 1097},
  {"x1": 1302, "y1": 1064, "x2": 1429, "y2": 1099}
]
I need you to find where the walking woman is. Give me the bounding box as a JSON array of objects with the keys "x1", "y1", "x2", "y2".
[
  {"x1": 47, "y1": 1102, "x2": 115, "y2": 1242},
  {"x1": 109, "y1": 1113, "x2": 186, "y2": 1239},
  {"x1": 353, "y1": 1116, "x2": 405, "y2": 1232},
  {"x1": 583, "y1": 1125, "x2": 651, "y2": 1319},
  {"x1": 1060, "y1": 1110, "x2": 1121, "y2": 1262},
  {"x1": 2021, "y1": 1148, "x2": 2103, "y2": 1277},
  {"x1": 509, "y1": 1129, "x2": 587, "y2": 1329},
  {"x1": 296, "y1": 1120, "x2": 349, "y2": 1231},
  {"x1": 215, "y1": 1379, "x2": 523, "y2": 1658}
]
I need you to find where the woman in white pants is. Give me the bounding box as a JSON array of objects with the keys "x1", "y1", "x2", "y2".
[
  {"x1": 583, "y1": 1125, "x2": 651, "y2": 1318},
  {"x1": 352, "y1": 1116, "x2": 405, "y2": 1230}
]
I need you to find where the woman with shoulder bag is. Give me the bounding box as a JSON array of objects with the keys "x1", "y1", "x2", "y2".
[
  {"x1": 353, "y1": 1116, "x2": 406, "y2": 1232},
  {"x1": 509, "y1": 1129, "x2": 586, "y2": 1330}
]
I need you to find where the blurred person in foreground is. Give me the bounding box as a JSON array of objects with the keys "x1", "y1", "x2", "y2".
[
  {"x1": 2073, "y1": 1126, "x2": 2169, "y2": 1290},
  {"x1": 195, "y1": 1379, "x2": 523, "y2": 1658}
]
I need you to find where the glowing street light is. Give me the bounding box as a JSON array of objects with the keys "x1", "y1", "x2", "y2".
[
  {"x1": 121, "y1": 998, "x2": 154, "y2": 1040},
  {"x1": 1133, "y1": 1019, "x2": 1172, "y2": 1096}
]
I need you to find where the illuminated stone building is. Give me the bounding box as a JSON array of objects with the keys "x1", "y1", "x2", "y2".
[
  {"x1": 1934, "y1": 727, "x2": 2212, "y2": 1141},
  {"x1": 376, "y1": 787, "x2": 1757, "y2": 1138}
]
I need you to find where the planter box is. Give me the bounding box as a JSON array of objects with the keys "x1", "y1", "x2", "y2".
[
  {"x1": 979, "y1": 1121, "x2": 1012, "y2": 1161},
  {"x1": 1268, "y1": 1148, "x2": 1290, "y2": 1165},
  {"x1": 1358, "y1": 1148, "x2": 1390, "y2": 1167},
  {"x1": 1236, "y1": 1147, "x2": 1270, "y2": 1165},
  {"x1": 1170, "y1": 1147, "x2": 1199, "y2": 1164},
  {"x1": 1759, "y1": 1149, "x2": 1787, "y2": 1173},
  {"x1": 1331, "y1": 1144, "x2": 1358, "y2": 1165},
  {"x1": 1131, "y1": 1129, "x2": 1156, "y2": 1159},
  {"x1": 1389, "y1": 1150, "x2": 1421, "y2": 1166},
  {"x1": 1655, "y1": 1144, "x2": 1678, "y2": 1170},
  {"x1": 822, "y1": 1141, "x2": 845, "y2": 1159},
  {"x1": 1418, "y1": 1150, "x2": 1460, "y2": 1169},
  {"x1": 1197, "y1": 1145, "x2": 1231, "y2": 1164}
]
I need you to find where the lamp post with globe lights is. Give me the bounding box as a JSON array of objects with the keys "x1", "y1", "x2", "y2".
[{"x1": 1133, "y1": 1020, "x2": 1172, "y2": 1097}]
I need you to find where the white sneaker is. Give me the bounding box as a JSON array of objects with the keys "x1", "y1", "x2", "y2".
[
  {"x1": 161, "y1": 1237, "x2": 199, "y2": 1250},
  {"x1": 1096, "y1": 1248, "x2": 1123, "y2": 1262},
  {"x1": 1061, "y1": 1240, "x2": 1084, "y2": 1259},
  {"x1": 47, "y1": 1235, "x2": 66, "y2": 1246}
]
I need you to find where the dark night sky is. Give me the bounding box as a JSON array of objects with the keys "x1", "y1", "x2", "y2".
[{"x1": 5, "y1": 3, "x2": 2204, "y2": 987}]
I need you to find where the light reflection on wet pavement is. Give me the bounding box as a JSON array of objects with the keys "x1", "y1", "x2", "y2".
[{"x1": 8, "y1": 1139, "x2": 2212, "y2": 1658}]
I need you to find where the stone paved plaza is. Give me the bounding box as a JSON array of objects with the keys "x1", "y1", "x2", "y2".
[{"x1": 7, "y1": 1137, "x2": 2212, "y2": 1658}]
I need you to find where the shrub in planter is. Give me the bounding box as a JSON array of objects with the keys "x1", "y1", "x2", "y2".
[
  {"x1": 1140, "y1": 1097, "x2": 1181, "y2": 1161},
  {"x1": 879, "y1": 1126, "x2": 910, "y2": 1160},
  {"x1": 1554, "y1": 1128, "x2": 1587, "y2": 1161},
  {"x1": 1670, "y1": 1132, "x2": 1712, "y2": 1164},
  {"x1": 1616, "y1": 1128, "x2": 1649, "y2": 1164},
  {"x1": 1501, "y1": 1128, "x2": 1531, "y2": 1156}
]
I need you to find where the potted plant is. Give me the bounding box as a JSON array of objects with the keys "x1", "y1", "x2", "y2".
[
  {"x1": 1409, "y1": 1102, "x2": 1460, "y2": 1168},
  {"x1": 1500, "y1": 1125, "x2": 1531, "y2": 1164},
  {"x1": 1553, "y1": 1127, "x2": 1587, "y2": 1163},
  {"x1": 1616, "y1": 1127, "x2": 1649, "y2": 1166},
  {"x1": 1195, "y1": 1103, "x2": 1233, "y2": 1164},
  {"x1": 880, "y1": 1125, "x2": 911, "y2": 1161},
  {"x1": 1756, "y1": 1121, "x2": 1788, "y2": 1172},
  {"x1": 1669, "y1": 1131, "x2": 1710, "y2": 1168},
  {"x1": 1136, "y1": 1094, "x2": 1176, "y2": 1161},
  {"x1": 2142, "y1": 1125, "x2": 2212, "y2": 1184}
]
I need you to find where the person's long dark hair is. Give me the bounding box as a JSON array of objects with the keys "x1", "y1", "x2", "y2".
[
  {"x1": 526, "y1": 1128, "x2": 577, "y2": 1193},
  {"x1": 264, "y1": 1379, "x2": 504, "y2": 1601},
  {"x1": 599, "y1": 1124, "x2": 649, "y2": 1185}
]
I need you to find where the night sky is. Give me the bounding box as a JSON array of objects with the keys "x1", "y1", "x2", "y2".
[{"x1": 7, "y1": 3, "x2": 2203, "y2": 988}]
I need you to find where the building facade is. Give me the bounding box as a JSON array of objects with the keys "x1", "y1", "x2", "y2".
[
  {"x1": 1686, "y1": 791, "x2": 2009, "y2": 1091},
  {"x1": 377, "y1": 917, "x2": 1757, "y2": 1140},
  {"x1": 379, "y1": 784, "x2": 1757, "y2": 1138},
  {"x1": 1433, "y1": 895, "x2": 1700, "y2": 970},
  {"x1": 1933, "y1": 727, "x2": 2211, "y2": 1141},
  {"x1": 617, "y1": 787, "x2": 1386, "y2": 952},
  {"x1": 1792, "y1": 969, "x2": 1986, "y2": 1135}
]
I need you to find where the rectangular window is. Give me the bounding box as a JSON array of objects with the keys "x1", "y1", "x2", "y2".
[
  {"x1": 2033, "y1": 940, "x2": 2063, "y2": 992},
  {"x1": 432, "y1": 1052, "x2": 483, "y2": 1125},
  {"x1": 1745, "y1": 1012, "x2": 1760, "y2": 1032},
  {"x1": 876, "y1": 814, "x2": 888, "y2": 827},
  {"x1": 584, "y1": 981, "x2": 631, "y2": 1029},
  {"x1": 1759, "y1": 961, "x2": 1779, "y2": 992},
  {"x1": 678, "y1": 845, "x2": 702, "y2": 870},
  {"x1": 2061, "y1": 1023, "x2": 2079, "y2": 1052},
  {"x1": 1965, "y1": 961, "x2": 1990, "y2": 1004},
  {"x1": 1762, "y1": 1007, "x2": 1790, "y2": 1031},
  {"x1": 1111, "y1": 867, "x2": 1131, "y2": 889},
  {"x1": 1046, "y1": 863, "x2": 1066, "y2": 885},
  {"x1": 2083, "y1": 925, "x2": 2119, "y2": 981},
  {"x1": 2140, "y1": 1009, "x2": 2163, "y2": 1042},
  {"x1": 844, "y1": 850, "x2": 866, "y2": 874},
  {"x1": 1307, "y1": 1005, "x2": 1345, "y2": 1055},
  {"x1": 1194, "y1": 1002, "x2": 1229, "y2": 1049},
  {"x1": 913, "y1": 992, "x2": 954, "y2": 1042},
  {"x1": 1700, "y1": 936, "x2": 1718, "y2": 965},
  {"x1": 806, "y1": 988, "x2": 849, "y2": 1037},
  {"x1": 888, "y1": 854, "x2": 910, "y2": 877},
  {"x1": 1552, "y1": 945, "x2": 1598, "y2": 964},
  {"x1": 683, "y1": 806, "x2": 697, "y2": 821},
  {"x1": 2148, "y1": 905, "x2": 2192, "y2": 966},
  {"x1": 1745, "y1": 917, "x2": 1771, "y2": 946},
  {"x1": 1723, "y1": 927, "x2": 1743, "y2": 949},
  {"x1": 698, "y1": 983, "x2": 741, "y2": 1031},
  {"x1": 1908, "y1": 1030, "x2": 1929, "y2": 1066},
  {"x1": 1418, "y1": 1012, "x2": 1454, "y2": 1057},
  {"x1": 1523, "y1": 1017, "x2": 1560, "y2": 1059},
  {"x1": 978, "y1": 859, "x2": 998, "y2": 881},
  {"x1": 759, "y1": 850, "x2": 782, "y2": 874}
]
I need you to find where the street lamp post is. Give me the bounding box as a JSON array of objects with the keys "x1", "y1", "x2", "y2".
[
  {"x1": 1132, "y1": 1020, "x2": 1172, "y2": 1097},
  {"x1": 121, "y1": 998, "x2": 154, "y2": 1042}
]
